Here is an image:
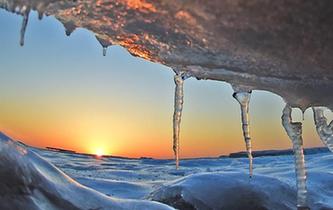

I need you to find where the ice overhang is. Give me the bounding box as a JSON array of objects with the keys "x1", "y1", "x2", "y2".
[{"x1": 1, "y1": 0, "x2": 333, "y2": 110}]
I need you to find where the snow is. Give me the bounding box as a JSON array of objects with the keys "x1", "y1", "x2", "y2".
[
  {"x1": 150, "y1": 173, "x2": 297, "y2": 210},
  {"x1": 0, "y1": 132, "x2": 174, "y2": 210},
  {"x1": 1, "y1": 132, "x2": 332, "y2": 209}
]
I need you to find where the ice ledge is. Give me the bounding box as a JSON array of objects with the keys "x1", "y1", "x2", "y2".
[{"x1": 1, "y1": 0, "x2": 333, "y2": 110}]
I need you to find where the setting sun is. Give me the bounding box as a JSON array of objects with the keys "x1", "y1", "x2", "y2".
[{"x1": 95, "y1": 148, "x2": 105, "y2": 157}]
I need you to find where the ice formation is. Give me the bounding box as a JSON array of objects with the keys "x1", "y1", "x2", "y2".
[
  {"x1": 1, "y1": 0, "x2": 333, "y2": 110},
  {"x1": 312, "y1": 107, "x2": 333, "y2": 152},
  {"x1": 1, "y1": 0, "x2": 333, "y2": 209},
  {"x1": 0, "y1": 133, "x2": 174, "y2": 210},
  {"x1": 63, "y1": 22, "x2": 76, "y2": 37},
  {"x1": 19, "y1": 8, "x2": 29, "y2": 46},
  {"x1": 150, "y1": 173, "x2": 298, "y2": 210},
  {"x1": 3, "y1": 132, "x2": 333, "y2": 210},
  {"x1": 96, "y1": 36, "x2": 111, "y2": 56},
  {"x1": 281, "y1": 105, "x2": 308, "y2": 209},
  {"x1": 172, "y1": 71, "x2": 189, "y2": 169},
  {"x1": 103, "y1": 47, "x2": 107, "y2": 56},
  {"x1": 232, "y1": 90, "x2": 253, "y2": 177}
]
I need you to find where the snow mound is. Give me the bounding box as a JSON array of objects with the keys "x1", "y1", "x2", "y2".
[
  {"x1": 149, "y1": 172, "x2": 332, "y2": 210},
  {"x1": 0, "y1": 132, "x2": 174, "y2": 210}
]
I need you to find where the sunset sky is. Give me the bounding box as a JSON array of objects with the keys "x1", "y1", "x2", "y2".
[{"x1": 0, "y1": 10, "x2": 328, "y2": 158}]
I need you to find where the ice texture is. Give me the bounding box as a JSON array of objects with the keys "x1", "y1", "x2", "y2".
[
  {"x1": 233, "y1": 90, "x2": 253, "y2": 177},
  {"x1": 1, "y1": 0, "x2": 333, "y2": 110},
  {"x1": 0, "y1": 132, "x2": 174, "y2": 210},
  {"x1": 96, "y1": 36, "x2": 110, "y2": 57},
  {"x1": 103, "y1": 47, "x2": 107, "y2": 56},
  {"x1": 172, "y1": 72, "x2": 189, "y2": 169},
  {"x1": 150, "y1": 173, "x2": 297, "y2": 210},
  {"x1": 313, "y1": 107, "x2": 333, "y2": 152},
  {"x1": 20, "y1": 8, "x2": 29, "y2": 46},
  {"x1": 281, "y1": 105, "x2": 308, "y2": 209},
  {"x1": 37, "y1": 143, "x2": 333, "y2": 210},
  {"x1": 1, "y1": 132, "x2": 333, "y2": 209}
]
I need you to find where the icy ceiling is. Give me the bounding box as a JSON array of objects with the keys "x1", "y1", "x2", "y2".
[{"x1": 1, "y1": 0, "x2": 333, "y2": 110}]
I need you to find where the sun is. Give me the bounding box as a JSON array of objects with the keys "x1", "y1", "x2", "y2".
[{"x1": 95, "y1": 148, "x2": 105, "y2": 157}]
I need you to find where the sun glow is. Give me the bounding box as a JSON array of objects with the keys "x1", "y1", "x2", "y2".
[{"x1": 95, "y1": 148, "x2": 105, "y2": 157}]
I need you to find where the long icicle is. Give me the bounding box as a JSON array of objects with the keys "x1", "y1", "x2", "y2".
[
  {"x1": 172, "y1": 71, "x2": 188, "y2": 169},
  {"x1": 281, "y1": 105, "x2": 308, "y2": 210},
  {"x1": 233, "y1": 91, "x2": 253, "y2": 177},
  {"x1": 20, "y1": 10, "x2": 30, "y2": 46},
  {"x1": 312, "y1": 107, "x2": 333, "y2": 152}
]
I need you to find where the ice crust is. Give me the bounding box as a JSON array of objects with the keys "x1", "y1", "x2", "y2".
[
  {"x1": 1, "y1": 0, "x2": 333, "y2": 110},
  {"x1": 0, "y1": 133, "x2": 174, "y2": 210},
  {"x1": 1, "y1": 132, "x2": 333, "y2": 209}
]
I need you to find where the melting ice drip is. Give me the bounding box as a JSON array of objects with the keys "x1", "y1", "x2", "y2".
[
  {"x1": 313, "y1": 107, "x2": 333, "y2": 152},
  {"x1": 233, "y1": 90, "x2": 253, "y2": 177},
  {"x1": 281, "y1": 105, "x2": 308, "y2": 210},
  {"x1": 172, "y1": 71, "x2": 189, "y2": 169},
  {"x1": 103, "y1": 47, "x2": 107, "y2": 56}
]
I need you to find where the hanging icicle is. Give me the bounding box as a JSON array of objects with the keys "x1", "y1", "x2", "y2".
[
  {"x1": 65, "y1": 29, "x2": 73, "y2": 36},
  {"x1": 36, "y1": 2, "x2": 46, "y2": 20},
  {"x1": 38, "y1": 11, "x2": 43, "y2": 20},
  {"x1": 63, "y1": 22, "x2": 77, "y2": 37},
  {"x1": 103, "y1": 47, "x2": 107, "y2": 56},
  {"x1": 281, "y1": 105, "x2": 308, "y2": 210},
  {"x1": 172, "y1": 71, "x2": 189, "y2": 169},
  {"x1": 233, "y1": 90, "x2": 253, "y2": 177},
  {"x1": 96, "y1": 36, "x2": 110, "y2": 57},
  {"x1": 312, "y1": 107, "x2": 333, "y2": 152},
  {"x1": 20, "y1": 9, "x2": 30, "y2": 46}
]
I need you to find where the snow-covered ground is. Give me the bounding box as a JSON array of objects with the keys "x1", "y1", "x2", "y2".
[
  {"x1": 35, "y1": 144, "x2": 333, "y2": 209},
  {"x1": 1, "y1": 132, "x2": 333, "y2": 210}
]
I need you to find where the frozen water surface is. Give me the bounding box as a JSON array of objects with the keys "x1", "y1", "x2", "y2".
[{"x1": 1, "y1": 133, "x2": 333, "y2": 210}]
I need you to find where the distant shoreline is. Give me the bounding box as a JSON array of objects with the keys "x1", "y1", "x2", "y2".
[
  {"x1": 228, "y1": 147, "x2": 329, "y2": 158},
  {"x1": 43, "y1": 146, "x2": 133, "y2": 160},
  {"x1": 41, "y1": 145, "x2": 330, "y2": 160}
]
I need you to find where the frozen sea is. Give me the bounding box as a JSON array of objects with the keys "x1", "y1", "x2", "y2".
[
  {"x1": 35, "y1": 147, "x2": 333, "y2": 209},
  {"x1": 0, "y1": 132, "x2": 332, "y2": 210}
]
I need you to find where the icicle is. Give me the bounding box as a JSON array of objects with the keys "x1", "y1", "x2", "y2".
[
  {"x1": 302, "y1": 111, "x2": 305, "y2": 121},
  {"x1": 96, "y1": 36, "x2": 110, "y2": 57},
  {"x1": 65, "y1": 28, "x2": 74, "y2": 36},
  {"x1": 36, "y1": 2, "x2": 46, "y2": 20},
  {"x1": 233, "y1": 91, "x2": 253, "y2": 177},
  {"x1": 312, "y1": 107, "x2": 333, "y2": 152},
  {"x1": 172, "y1": 71, "x2": 189, "y2": 169},
  {"x1": 38, "y1": 11, "x2": 43, "y2": 20},
  {"x1": 103, "y1": 47, "x2": 107, "y2": 56},
  {"x1": 281, "y1": 105, "x2": 308, "y2": 209},
  {"x1": 20, "y1": 10, "x2": 30, "y2": 46},
  {"x1": 64, "y1": 22, "x2": 77, "y2": 37}
]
